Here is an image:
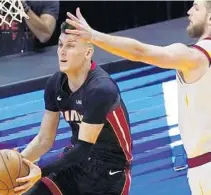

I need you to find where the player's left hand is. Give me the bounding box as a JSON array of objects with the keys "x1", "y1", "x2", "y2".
[
  {"x1": 66, "y1": 7, "x2": 94, "y2": 42},
  {"x1": 14, "y1": 158, "x2": 41, "y2": 195}
]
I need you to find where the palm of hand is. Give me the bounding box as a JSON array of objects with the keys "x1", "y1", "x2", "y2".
[{"x1": 66, "y1": 7, "x2": 94, "y2": 41}]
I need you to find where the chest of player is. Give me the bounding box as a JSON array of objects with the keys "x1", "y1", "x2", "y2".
[{"x1": 56, "y1": 92, "x2": 85, "y2": 123}]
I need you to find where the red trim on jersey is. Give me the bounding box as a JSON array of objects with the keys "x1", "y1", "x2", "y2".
[
  {"x1": 191, "y1": 44, "x2": 211, "y2": 63},
  {"x1": 41, "y1": 177, "x2": 63, "y2": 195},
  {"x1": 106, "y1": 106, "x2": 133, "y2": 163},
  {"x1": 90, "y1": 61, "x2": 96, "y2": 70},
  {"x1": 203, "y1": 37, "x2": 211, "y2": 40},
  {"x1": 188, "y1": 152, "x2": 211, "y2": 168},
  {"x1": 121, "y1": 169, "x2": 131, "y2": 195}
]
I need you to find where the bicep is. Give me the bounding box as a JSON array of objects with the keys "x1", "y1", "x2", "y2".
[
  {"x1": 136, "y1": 43, "x2": 208, "y2": 71},
  {"x1": 37, "y1": 110, "x2": 60, "y2": 145},
  {"x1": 78, "y1": 122, "x2": 104, "y2": 144}
]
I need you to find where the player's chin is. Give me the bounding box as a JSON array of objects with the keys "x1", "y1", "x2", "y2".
[
  {"x1": 186, "y1": 25, "x2": 193, "y2": 35},
  {"x1": 59, "y1": 64, "x2": 69, "y2": 73},
  {"x1": 187, "y1": 24, "x2": 191, "y2": 31}
]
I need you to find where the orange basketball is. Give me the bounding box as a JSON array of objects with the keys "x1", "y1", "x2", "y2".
[{"x1": 0, "y1": 149, "x2": 30, "y2": 195}]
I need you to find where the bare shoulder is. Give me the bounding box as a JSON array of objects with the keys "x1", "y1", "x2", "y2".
[{"x1": 164, "y1": 42, "x2": 210, "y2": 72}]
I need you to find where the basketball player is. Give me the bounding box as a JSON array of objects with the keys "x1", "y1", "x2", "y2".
[
  {"x1": 14, "y1": 22, "x2": 132, "y2": 195},
  {"x1": 65, "y1": 1, "x2": 211, "y2": 195}
]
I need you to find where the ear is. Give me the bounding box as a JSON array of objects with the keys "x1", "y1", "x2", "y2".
[
  {"x1": 208, "y1": 13, "x2": 211, "y2": 25},
  {"x1": 85, "y1": 47, "x2": 94, "y2": 60}
]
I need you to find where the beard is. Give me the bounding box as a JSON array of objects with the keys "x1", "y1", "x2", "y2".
[{"x1": 187, "y1": 22, "x2": 205, "y2": 38}]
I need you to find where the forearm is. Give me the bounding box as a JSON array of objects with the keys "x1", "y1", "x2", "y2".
[
  {"x1": 91, "y1": 30, "x2": 181, "y2": 69},
  {"x1": 41, "y1": 140, "x2": 93, "y2": 177},
  {"x1": 21, "y1": 135, "x2": 52, "y2": 163},
  {"x1": 92, "y1": 30, "x2": 147, "y2": 61},
  {"x1": 24, "y1": 9, "x2": 53, "y2": 43}
]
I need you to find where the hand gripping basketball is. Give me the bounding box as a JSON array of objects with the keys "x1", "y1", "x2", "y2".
[{"x1": 14, "y1": 159, "x2": 41, "y2": 195}]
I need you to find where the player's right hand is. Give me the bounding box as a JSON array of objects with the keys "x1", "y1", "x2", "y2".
[{"x1": 14, "y1": 158, "x2": 41, "y2": 195}]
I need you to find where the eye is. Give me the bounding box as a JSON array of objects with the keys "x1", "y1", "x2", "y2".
[
  {"x1": 66, "y1": 43, "x2": 75, "y2": 48},
  {"x1": 194, "y1": 5, "x2": 199, "y2": 11}
]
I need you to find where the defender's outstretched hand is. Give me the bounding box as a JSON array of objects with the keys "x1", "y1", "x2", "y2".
[{"x1": 66, "y1": 7, "x2": 94, "y2": 41}]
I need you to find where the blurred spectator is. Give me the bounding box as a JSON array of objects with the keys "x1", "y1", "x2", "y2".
[{"x1": 0, "y1": 1, "x2": 59, "y2": 57}]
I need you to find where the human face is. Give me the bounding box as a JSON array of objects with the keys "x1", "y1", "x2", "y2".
[
  {"x1": 187, "y1": 0, "x2": 209, "y2": 38},
  {"x1": 57, "y1": 33, "x2": 93, "y2": 74}
]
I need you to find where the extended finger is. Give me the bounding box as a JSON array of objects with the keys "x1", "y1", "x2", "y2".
[
  {"x1": 14, "y1": 186, "x2": 33, "y2": 195},
  {"x1": 65, "y1": 29, "x2": 84, "y2": 36},
  {"x1": 67, "y1": 12, "x2": 81, "y2": 23},
  {"x1": 16, "y1": 175, "x2": 33, "y2": 183},
  {"x1": 14, "y1": 181, "x2": 32, "y2": 192},
  {"x1": 76, "y1": 7, "x2": 86, "y2": 21},
  {"x1": 65, "y1": 19, "x2": 83, "y2": 30}
]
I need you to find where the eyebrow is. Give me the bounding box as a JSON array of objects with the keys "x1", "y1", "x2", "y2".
[
  {"x1": 193, "y1": 2, "x2": 199, "y2": 6},
  {"x1": 58, "y1": 39, "x2": 76, "y2": 44}
]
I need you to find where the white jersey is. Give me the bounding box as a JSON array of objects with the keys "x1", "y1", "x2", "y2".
[{"x1": 177, "y1": 39, "x2": 211, "y2": 158}]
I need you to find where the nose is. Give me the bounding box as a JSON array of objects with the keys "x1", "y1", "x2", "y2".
[
  {"x1": 61, "y1": 50, "x2": 66, "y2": 57},
  {"x1": 59, "y1": 47, "x2": 66, "y2": 57},
  {"x1": 58, "y1": 48, "x2": 66, "y2": 61},
  {"x1": 187, "y1": 6, "x2": 192, "y2": 16}
]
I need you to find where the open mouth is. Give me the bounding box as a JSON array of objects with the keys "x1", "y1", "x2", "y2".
[{"x1": 61, "y1": 60, "x2": 67, "y2": 63}]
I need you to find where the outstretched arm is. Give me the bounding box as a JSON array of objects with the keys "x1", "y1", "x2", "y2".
[{"x1": 66, "y1": 8, "x2": 209, "y2": 72}]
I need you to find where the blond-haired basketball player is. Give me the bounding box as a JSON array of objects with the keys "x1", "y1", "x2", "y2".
[{"x1": 66, "y1": 1, "x2": 211, "y2": 194}]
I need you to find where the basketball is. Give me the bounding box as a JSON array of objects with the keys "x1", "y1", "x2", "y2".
[{"x1": 0, "y1": 149, "x2": 30, "y2": 195}]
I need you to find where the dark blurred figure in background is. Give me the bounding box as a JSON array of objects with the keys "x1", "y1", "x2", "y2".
[{"x1": 0, "y1": 1, "x2": 59, "y2": 57}]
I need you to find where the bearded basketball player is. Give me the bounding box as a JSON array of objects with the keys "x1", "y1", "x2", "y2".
[{"x1": 66, "y1": 1, "x2": 211, "y2": 194}]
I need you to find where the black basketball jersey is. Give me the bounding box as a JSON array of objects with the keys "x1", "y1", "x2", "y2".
[{"x1": 44, "y1": 62, "x2": 133, "y2": 165}]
